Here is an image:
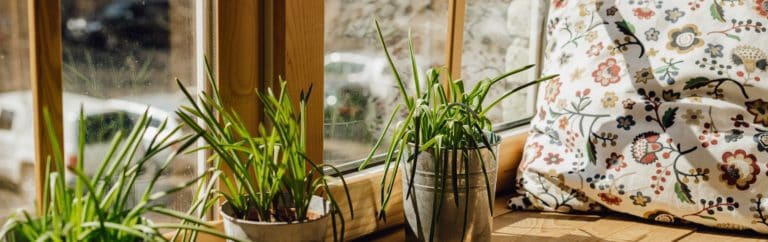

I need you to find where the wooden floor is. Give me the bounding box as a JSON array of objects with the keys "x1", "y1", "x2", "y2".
[{"x1": 361, "y1": 194, "x2": 768, "y2": 242}]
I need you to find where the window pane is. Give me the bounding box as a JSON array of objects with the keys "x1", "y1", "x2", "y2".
[
  {"x1": 324, "y1": 0, "x2": 447, "y2": 167},
  {"x1": 0, "y1": 1, "x2": 35, "y2": 222},
  {"x1": 61, "y1": 0, "x2": 197, "y2": 223},
  {"x1": 461, "y1": 0, "x2": 543, "y2": 124}
]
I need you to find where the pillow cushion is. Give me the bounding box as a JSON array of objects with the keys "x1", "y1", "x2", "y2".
[{"x1": 511, "y1": 0, "x2": 768, "y2": 233}]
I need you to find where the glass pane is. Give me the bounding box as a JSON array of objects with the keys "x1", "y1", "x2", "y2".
[
  {"x1": 0, "y1": 1, "x2": 35, "y2": 222},
  {"x1": 61, "y1": 0, "x2": 197, "y2": 223},
  {"x1": 461, "y1": 0, "x2": 542, "y2": 124},
  {"x1": 324, "y1": 0, "x2": 447, "y2": 167}
]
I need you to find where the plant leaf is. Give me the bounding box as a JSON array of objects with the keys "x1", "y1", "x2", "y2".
[
  {"x1": 586, "y1": 136, "x2": 597, "y2": 165},
  {"x1": 725, "y1": 34, "x2": 741, "y2": 41},
  {"x1": 710, "y1": 2, "x2": 725, "y2": 22},
  {"x1": 662, "y1": 107, "x2": 678, "y2": 129},
  {"x1": 674, "y1": 182, "x2": 694, "y2": 204},
  {"x1": 615, "y1": 20, "x2": 636, "y2": 36},
  {"x1": 683, "y1": 77, "x2": 711, "y2": 90},
  {"x1": 698, "y1": 215, "x2": 718, "y2": 221}
]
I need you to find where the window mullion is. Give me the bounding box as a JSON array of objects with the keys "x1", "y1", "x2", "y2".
[
  {"x1": 28, "y1": 0, "x2": 64, "y2": 214},
  {"x1": 444, "y1": 0, "x2": 467, "y2": 90}
]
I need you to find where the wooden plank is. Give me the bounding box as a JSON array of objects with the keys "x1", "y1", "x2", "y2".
[
  {"x1": 326, "y1": 167, "x2": 405, "y2": 241},
  {"x1": 215, "y1": 0, "x2": 262, "y2": 134},
  {"x1": 272, "y1": 0, "x2": 324, "y2": 164},
  {"x1": 27, "y1": 0, "x2": 63, "y2": 213},
  {"x1": 678, "y1": 230, "x2": 768, "y2": 242},
  {"x1": 492, "y1": 212, "x2": 601, "y2": 242},
  {"x1": 567, "y1": 215, "x2": 695, "y2": 242},
  {"x1": 444, "y1": 0, "x2": 466, "y2": 81},
  {"x1": 496, "y1": 133, "x2": 528, "y2": 195}
]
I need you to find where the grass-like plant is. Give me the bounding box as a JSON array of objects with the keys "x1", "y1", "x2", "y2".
[
  {"x1": 175, "y1": 61, "x2": 353, "y2": 241},
  {"x1": 360, "y1": 20, "x2": 556, "y2": 241},
  {"x1": 0, "y1": 108, "x2": 233, "y2": 241}
]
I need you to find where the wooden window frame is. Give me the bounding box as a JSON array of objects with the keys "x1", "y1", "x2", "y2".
[{"x1": 24, "y1": 0, "x2": 544, "y2": 240}]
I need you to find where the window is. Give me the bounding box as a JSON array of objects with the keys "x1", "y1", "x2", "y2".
[
  {"x1": 60, "y1": 0, "x2": 198, "y2": 221},
  {"x1": 323, "y1": 0, "x2": 447, "y2": 168},
  {"x1": 461, "y1": 0, "x2": 545, "y2": 127},
  {"x1": 0, "y1": 0, "x2": 34, "y2": 221}
]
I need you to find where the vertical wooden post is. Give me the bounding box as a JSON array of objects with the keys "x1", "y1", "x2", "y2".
[
  {"x1": 444, "y1": 0, "x2": 467, "y2": 83},
  {"x1": 272, "y1": 0, "x2": 324, "y2": 164},
  {"x1": 28, "y1": 0, "x2": 63, "y2": 213},
  {"x1": 215, "y1": 0, "x2": 262, "y2": 133}
]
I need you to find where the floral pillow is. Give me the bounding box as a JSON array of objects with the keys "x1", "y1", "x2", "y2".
[{"x1": 510, "y1": 0, "x2": 768, "y2": 233}]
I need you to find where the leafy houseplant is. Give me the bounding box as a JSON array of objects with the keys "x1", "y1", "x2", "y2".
[
  {"x1": 0, "y1": 108, "x2": 232, "y2": 242},
  {"x1": 175, "y1": 63, "x2": 353, "y2": 242},
  {"x1": 361, "y1": 20, "x2": 556, "y2": 242}
]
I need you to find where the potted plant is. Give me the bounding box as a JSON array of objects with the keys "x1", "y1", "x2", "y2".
[
  {"x1": 0, "y1": 109, "x2": 232, "y2": 242},
  {"x1": 175, "y1": 64, "x2": 353, "y2": 242},
  {"x1": 359, "y1": 20, "x2": 556, "y2": 242}
]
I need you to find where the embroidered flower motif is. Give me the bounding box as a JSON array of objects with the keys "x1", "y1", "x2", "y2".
[
  {"x1": 631, "y1": 132, "x2": 663, "y2": 164},
  {"x1": 586, "y1": 31, "x2": 598, "y2": 43},
  {"x1": 616, "y1": 115, "x2": 636, "y2": 130},
  {"x1": 705, "y1": 44, "x2": 724, "y2": 58},
  {"x1": 644, "y1": 210, "x2": 676, "y2": 223},
  {"x1": 605, "y1": 152, "x2": 627, "y2": 171},
  {"x1": 720, "y1": 149, "x2": 760, "y2": 190},
  {"x1": 754, "y1": 128, "x2": 768, "y2": 153},
  {"x1": 633, "y1": 7, "x2": 655, "y2": 20},
  {"x1": 606, "y1": 6, "x2": 618, "y2": 16},
  {"x1": 630, "y1": 192, "x2": 652, "y2": 207},
  {"x1": 746, "y1": 99, "x2": 768, "y2": 126},
  {"x1": 543, "y1": 152, "x2": 564, "y2": 165},
  {"x1": 664, "y1": 7, "x2": 685, "y2": 23},
  {"x1": 633, "y1": 67, "x2": 655, "y2": 84},
  {"x1": 598, "y1": 192, "x2": 622, "y2": 206},
  {"x1": 623, "y1": 99, "x2": 636, "y2": 110},
  {"x1": 666, "y1": 24, "x2": 704, "y2": 54},
  {"x1": 645, "y1": 28, "x2": 660, "y2": 41},
  {"x1": 731, "y1": 45, "x2": 768, "y2": 73},
  {"x1": 682, "y1": 109, "x2": 704, "y2": 125},
  {"x1": 553, "y1": 0, "x2": 567, "y2": 9},
  {"x1": 756, "y1": 0, "x2": 768, "y2": 18},
  {"x1": 544, "y1": 77, "x2": 562, "y2": 103},
  {"x1": 558, "y1": 117, "x2": 569, "y2": 129},
  {"x1": 601, "y1": 91, "x2": 618, "y2": 108},
  {"x1": 586, "y1": 42, "x2": 603, "y2": 57},
  {"x1": 592, "y1": 58, "x2": 622, "y2": 86}
]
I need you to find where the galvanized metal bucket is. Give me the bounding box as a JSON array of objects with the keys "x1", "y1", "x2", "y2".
[
  {"x1": 401, "y1": 133, "x2": 500, "y2": 242},
  {"x1": 220, "y1": 195, "x2": 329, "y2": 242}
]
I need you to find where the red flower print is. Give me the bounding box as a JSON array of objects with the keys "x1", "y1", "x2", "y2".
[
  {"x1": 586, "y1": 42, "x2": 604, "y2": 57},
  {"x1": 633, "y1": 7, "x2": 655, "y2": 20},
  {"x1": 720, "y1": 149, "x2": 760, "y2": 190},
  {"x1": 592, "y1": 58, "x2": 622, "y2": 86},
  {"x1": 757, "y1": 0, "x2": 768, "y2": 18},
  {"x1": 543, "y1": 153, "x2": 564, "y2": 165},
  {"x1": 598, "y1": 192, "x2": 622, "y2": 206},
  {"x1": 605, "y1": 152, "x2": 627, "y2": 172},
  {"x1": 544, "y1": 77, "x2": 562, "y2": 103},
  {"x1": 553, "y1": 0, "x2": 567, "y2": 9},
  {"x1": 631, "y1": 132, "x2": 664, "y2": 164}
]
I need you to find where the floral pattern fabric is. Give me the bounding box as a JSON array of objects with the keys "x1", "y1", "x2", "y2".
[{"x1": 511, "y1": 0, "x2": 768, "y2": 233}]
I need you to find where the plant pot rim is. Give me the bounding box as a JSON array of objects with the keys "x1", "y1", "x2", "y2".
[
  {"x1": 219, "y1": 199, "x2": 329, "y2": 226},
  {"x1": 406, "y1": 131, "x2": 502, "y2": 149}
]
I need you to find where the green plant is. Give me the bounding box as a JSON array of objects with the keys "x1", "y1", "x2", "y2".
[
  {"x1": 359, "y1": 20, "x2": 557, "y2": 241},
  {"x1": 0, "y1": 108, "x2": 235, "y2": 241},
  {"x1": 175, "y1": 61, "x2": 353, "y2": 241}
]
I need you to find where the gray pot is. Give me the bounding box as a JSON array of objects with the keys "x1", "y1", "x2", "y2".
[
  {"x1": 220, "y1": 196, "x2": 329, "y2": 242},
  {"x1": 401, "y1": 133, "x2": 500, "y2": 242}
]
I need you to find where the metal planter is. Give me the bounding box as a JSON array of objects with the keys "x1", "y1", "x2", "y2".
[
  {"x1": 401, "y1": 133, "x2": 500, "y2": 242},
  {"x1": 220, "y1": 196, "x2": 329, "y2": 242}
]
